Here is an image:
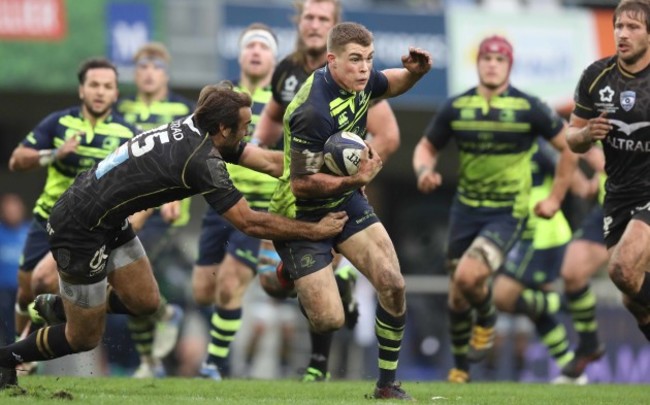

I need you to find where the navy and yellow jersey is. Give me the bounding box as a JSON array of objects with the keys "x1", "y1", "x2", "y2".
[
  {"x1": 426, "y1": 85, "x2": 565, "y2": 218},
  {"x1": 573, "y1": 55, "x2": 650, "y2": 204},
  {"x1": 116, "y1": 92, "x2": 194, "y2": 131},
  {"x1": 20, "y1": 106, "x2": 137, "y2": 220},
  {"x1": 270, "y1": 66, "x2": 388, "y2": 218},
  {"x1": 64, "y1": 115, "x2": 242, "y2": 231},
  {"x1": 117, "y1": 91, "x2": 195, "y2": 226},
  {"x1": 225, "y1": 81, "x2": 278, "y2": 211},
  {"x1": 271, "y1": 55, "x2": 313, "y2": 109},
  {"x1": 524, "y1": 139, "x2": 572, "y2": 249}
]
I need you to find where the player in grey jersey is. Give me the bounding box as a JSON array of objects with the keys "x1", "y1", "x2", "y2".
[{"x1": 0, "y1": 82, "x2": 347, "y2": 389}]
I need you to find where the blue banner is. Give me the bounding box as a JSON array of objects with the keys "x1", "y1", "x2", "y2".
[
  {"x1": 219, "y1": 3, "x2": 447, "y2": 108},
  {"x1": 107, "y1": 2, "x2": 152, "y2": 69}
]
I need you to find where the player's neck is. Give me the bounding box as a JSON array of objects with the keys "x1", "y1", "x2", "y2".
[
  {"x1": 477, "y1": 82, "x2": 509, "y2": 100},
  {"x1": 306, "y1": 53, "x2": 327, "y2": 72},
  {"x1": 138, "y1": 88, "x2": 168, "y2": 105},
  {"x1": 618, "y1": 51, "x2": 650, "y2": 74},
  {"x1": 81, "y1": 106, "x2": 111, "y2": 127},
  {"x1": 239, "y1": 73, "x2": 271, "y2": 95}
]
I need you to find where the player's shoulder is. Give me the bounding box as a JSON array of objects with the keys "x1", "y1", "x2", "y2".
[
  {"x1": 167, "y1": 91, "x2": 195, "y2": 108},
  {"x1": 106, "y1": 112, "x2": 139, "y2": 133},
  {"x1": 38, "y1": 106, "x2": 79, "y2": 127},
  {"x1": 579, "y1": 56, "x2": 618, "y2": 86}
]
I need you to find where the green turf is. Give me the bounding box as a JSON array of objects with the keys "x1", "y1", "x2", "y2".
[{"x1": 1, "y1": 376, "x2": 647, "y2": 404}]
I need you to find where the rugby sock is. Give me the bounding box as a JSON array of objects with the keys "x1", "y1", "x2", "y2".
[
  {"x1": 106, "y1": 285, "x2": 135, "y2": 316},
  {"x1": 448, "y1": 308, "x2": 472, "y2": 372},
  {"x1": 535, "y1": 313, "x2": 574, "y2": 368},
  {"x1": 0, "y1": 324, "x2": 74, "y2": 368},
  {"x1": 633, "y1": 272, "x2": 650, "y2": 306},
  {"x1": 472, "y1": 289, "x2": 497, "y2": 328},
  {"x1": 638, "y1": 322, "x2": 650, "y2": 342},
  {"x1": 566, "y1": 285, "x2": 600, "y2": 353},
  {"x1": 306, "y1": 331, "x2": 333, "y2": 374},
  {"x1": 127, "y1": 295, "x2": 168, "y2": 350},
  {"x1": 375, "y1": 304, "x2": 405, "y2": 387},
  {"x1": 515, "y1": 289, "x2": 561, "y2": 320},
  {"x1": 206, "y1": 306, "x2": 242, "y2": 374}
]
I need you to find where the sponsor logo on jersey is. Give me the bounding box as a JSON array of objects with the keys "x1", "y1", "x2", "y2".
[
  {"x1": 608, "y1": 120, "x2": 650, "y2": 136},
  {"x1": 599, "y1": 86, "x2": 615, "y2": 102},
  {"x1": 281, "y1": 75, "x2": 299, "y2": 103},
  {"x1": 620, "y1": 90, "x2": 636, "y2": 112}
]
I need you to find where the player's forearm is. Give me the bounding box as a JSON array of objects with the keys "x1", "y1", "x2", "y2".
[
  {"x1": 9, "y1": 147, "x2": 54, "y2": 171},
  {"x1": 412, "y1": 139, "x2": 437, "y2": 177},
  {"x1": 566, "y1": 125, "x2": 593, "y2": 153},
  {"x1": 549, "y1": 148, "x2": 579, "y2": 203},
  {"x1": 383, "y1": 68, "x2": 425, "y2": 98},
  {"x1": 291, "y1": 173, "x2": 362, "y2": 199},
  {"x1": 240, "y1": 211, "x2": 322, "y2": 241}
]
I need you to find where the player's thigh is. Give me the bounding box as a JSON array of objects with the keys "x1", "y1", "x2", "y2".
[
  {"x1": 31, "y1": 252, "x2": 59, "y2": 294},
  {"x1": 611, "y1": 217, "x2": 650, "y2": 275},
  {"x1": 493, "y1": 274, "x2": 524, "y2": 312},
  {"x1": 560, "y1": 239, "x2": 608, "y2": 282},
  {"x1": 294, "y1": 263, "x2": 342, "y2": 322},
  {"x1": 337, "y1": 222, "x2": 400, "y2": 289},
  {"x1": 109, "y1": 256, "x2": 158, "y2": 311}
]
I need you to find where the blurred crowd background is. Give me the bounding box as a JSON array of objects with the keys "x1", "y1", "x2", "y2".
[{"x1": 1, "y1": 0, "x2": 648, "y2": 383}]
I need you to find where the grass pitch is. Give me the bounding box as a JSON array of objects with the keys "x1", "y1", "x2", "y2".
[{"x1": 0, "y1": 376, "x2": 646, "y2": 404}]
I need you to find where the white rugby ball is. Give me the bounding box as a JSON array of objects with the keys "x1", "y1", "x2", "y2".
[{"x1": 323, "y1": 131, "x2": 366, "y2": 176}]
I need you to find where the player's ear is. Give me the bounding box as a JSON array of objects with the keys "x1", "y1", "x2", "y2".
[{"x1": 327, "y1": 52, "x2": 336, "y2": 68}]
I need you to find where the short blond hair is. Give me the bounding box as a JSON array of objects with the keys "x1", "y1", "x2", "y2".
[
  {"x1": 133, "y1": 42, "x2": 171, "y2": 63},
  {"x1": 327, "y1": 22, "x2": 373, "y2": 54}
]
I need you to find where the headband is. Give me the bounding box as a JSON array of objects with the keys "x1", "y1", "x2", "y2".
[
  {"x1": 135, "y1": 56, "x2": 168, "y2": 71},
  {"x1": 240, "y1": 29, "x2": 278, "y2": 57}
]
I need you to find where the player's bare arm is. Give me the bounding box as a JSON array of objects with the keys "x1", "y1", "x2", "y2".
[
  {"x1": 9, "y1": 133, "x2": 82, "y2": 171},
  {"x1": 252, "y1": 98, "x2": 285, "y2": 147},
  {"x1": 366, "y1": 100, "x2": 400, "y2": 161},
  {"x1": 381, "y1": 47, "x2": 432, "y2": 98},
  {"x1": 534, "y1": 123, "x2": 579, "y2": 219},
  {"x1": 129, "y1": 209, "x2": 155, "y2": 232},
  {"x1": 238, "y1": 143, "x2": 284, "y2": 178},
  {"x1": 566, "y1": 111, "x2": 612, "y2": 153},
  {"x1": 412, "y1": 137, "x2": 442, "y2": 194},
  {"x1": 290, "y1": 145, "x2": 382, "y2": 198},
  {"x1": 221, "y1": 197, "x2": 348, "y2": 240}
]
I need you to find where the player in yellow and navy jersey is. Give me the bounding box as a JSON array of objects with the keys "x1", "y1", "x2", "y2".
[
  {"x1": 413, "y1": 35, "x2": 577, "y2": 383},
  {"x1": 8, "y1": 58, "x2": 138, "y2": 353},
  {"x1": 493, "y1": 139, "x2": 592, "y2": 384},
  {"x1": 253, "y1": 0, "x2": 402, "y2": 384},
  {"x1": 271, "y1": 22, "x2": 431, "y2": 399},
  {"x1": 191, "y1": 23, "x2": 279, "y2": 380},
  {"x1": 115, "y1": 42, "x2": 194, "y2": 379}
]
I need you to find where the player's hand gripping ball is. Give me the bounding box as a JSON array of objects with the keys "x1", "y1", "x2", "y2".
[{"x1": 323, "y1": 131, "x2": 366, "y2": 176}]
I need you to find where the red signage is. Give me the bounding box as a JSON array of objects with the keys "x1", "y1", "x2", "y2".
[{"x1": 0, "y1": 0, "x2": 66, "y2": 40}]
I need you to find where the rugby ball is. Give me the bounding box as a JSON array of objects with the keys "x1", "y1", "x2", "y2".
[{"x1": 323, "y1": 131, "x2": 366, "y2": 176}]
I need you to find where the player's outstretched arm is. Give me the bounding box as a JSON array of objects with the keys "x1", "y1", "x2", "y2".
[
  {"x1": 221, "y1": 197, "x2": 348, "y2": 241},
  {"x1": 381, "y1": 47, "x2": 432, "y2": 99},
  {"x1": 238, "y1": 143, "x2": 284, "y2": 178}
]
